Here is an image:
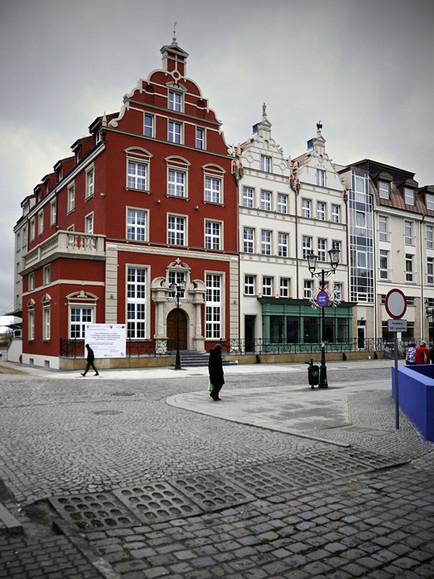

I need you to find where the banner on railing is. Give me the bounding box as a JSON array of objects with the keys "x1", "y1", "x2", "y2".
[{"x1": 84, "y1": 323, "x2": 126, "y2": 358}]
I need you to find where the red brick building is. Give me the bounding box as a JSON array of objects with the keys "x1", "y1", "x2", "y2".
[{"x1": 19, "y1": 40, "x2": 239, "y2": 368}]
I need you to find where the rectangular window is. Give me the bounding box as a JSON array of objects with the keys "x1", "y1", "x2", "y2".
[
  {"x1": 30, "y1": 219, "x2": 35, "y2": 241},
  {"x1": 168, "y1": 215, "x2": 186, "y2": 246},
  {"x1": 304, "y1": 279, "x2": 313, "y2": 299},
  {"x1": 317, "y1": 238, "x2": 326, "y2": 262},
  {"x1": 67, "y1": 184, "x2": 75, "y2": 213},
  {"x1": 332, "y1": 240, "x2": 341, "y2": 254},
  {"x1": 85, "y1": 213, "x2": 93, "y2": 234},
  {"x1": 127, "y1": 209, "x2": 146, "y2": 241},
  {"x1": 331, "y1": 204, "x2": 340, "y2": 223},
  {"x1": 168, "y1": 271, "x2": 186, "y2": 298},
  {"x1": 127, "y1": 267, "x2": 146, "y2": 339},
  {"x1": 262, "y1": 276, "x2": 273, "y2": 296},
  {"x1": 144, "y1": 114, "x2": 154, "y2": 137},
  {"x1": 405, "y1": 253, "x2": 413, "y2": 282},
  {"x1": 168, "y1": 90, "x2": 182, "y2": 111},
  {"x1": 317, "y1": 202, "x2": 326, "y2": 221},
  {"x1": 302, "y1": 199, "x2": 311, "y2": 218},
  {"x1": 261, "y1": 155, "x2": 271, "y2": 172},
  {"x1": 244, "y1": 227, "x2": 254, "y2": 253},
  {"x1": 127, "y1": 160, "x2": 147, "y2": 190},
  {"x1": 205, "y1": 176, "x2": 221, "y2": 203},
  {"x1": 302, "y1": 235, "x2": 312, "y2": 259},
  {"x1": 427, "y1": 225, "x2": 433, "y2": 249},
  {"x1": 378, "y1": 215, "x2": 388, "y2": 241},
  {"x1": 28, "y1": 310, "x2": 35, "y2": 341},
  {"x1": 379, "y1": 249, "x2": 388, "y2": 279},
  {"x1": 378, "y1": 180, "x2": 389, "y2": 199},
  {"x1": 38, "y1": 210, "x2": 44, "y2": 235},
  {"x1": 356, "y1": 210, "x2": 366, "y2": 228},
  {"x1": 206, "y1": 274, "x2": 222, "y2": 339},
  {"x1": 427, "y1": 193, "x2": 434, "y2": 211},
  {"x1": 168, "y1": 120, "x2": 182, "y2": 143},
  {"x1": 168, "y1": 169, "x2": 185, "y2": 197},
  {"x1": 428, "y1": 257, "x2": 434, "y2": 284},
  {"x1": 277, "y1": 193, "x2": 287, "y2": 214},
  {"x1": 278, "y1": 232, "x2": 288, "y2": 257},
  {"x1": 404, "y1": 187, "x2": 414, "y2": 205},
  {"x1": 43, "y1": 307, "x2": 50, "y2": 341},
  {"x1": 43, "y1": 265, "x2": 51, "y2": 285},
  {"x1": 316, "y1": 169, "x2": 325, "y2": 187},
  {"x1": 244, "y1": 275, "x2": 255, "y2": 295},
  {"x1": 280, "y1": 278, "x2": 290, "y2": 297},
  {"x1": 261, "y1": 230, "x2": 271, "y2": 255},
  {"x1": 404, "y1": 220, "x2": 413, "y2": 245},
  {"x1": 205, "y1": 221, "x2": 221, "y2": 250},
  {"x1": 28, "y1": 273, "x2": 35, "y2": 291},
  {"x1": 243, "y1": 186, "x2": 254, "y2": 208},
  {"x1": 86, "y1": 167, "x2": 95, "y2": 198},
  {"x1": 260, "y1": 190, "x2": 271, "y2": 211},
  {"x1": 334, "y1": 282, "x2": 342, "y2": 300},
  {"x1": 196, "y1": 127, "x2": 205, "y2": 149},
  {"x1": 70, "y1": 307, "x2": 92, "y2": 339}
]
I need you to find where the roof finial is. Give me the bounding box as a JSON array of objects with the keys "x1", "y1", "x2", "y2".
[
  {"x1": 172, "y1": 21, "x2": 178, "y2": 44},
  {"x1": 262, "y1": 102, "x2": 267, "y2": 120},
  {"x1": 316, "y1": 120, "x2": 323, "y2": 132}
]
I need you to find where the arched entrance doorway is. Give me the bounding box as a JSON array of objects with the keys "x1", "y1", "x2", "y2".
[{"x1": 167, "y1": 309, "x2": 188, "y2": 350}]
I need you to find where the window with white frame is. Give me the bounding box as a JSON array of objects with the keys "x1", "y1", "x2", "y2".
[
  {"x1": 262, "y1": 276, "x2": 273, "y2": 296},
  {"x1": 86, "y1": 167, "x2": 95, "y2": 199},
  {"x1": 205, "y1": 176, "x2": 221, "y2": 204},
  {"x1": 404, "y1": 187, "x2": 414, "y2": 205},
  {"x1": 428, "y1": 257, "x2": 434, "y2": 284},
  {"x1": 85, "y1": 213, "x2": 94, "y2": 235},
  {"x1": 243, "y1": 186, "x2": 254, "y2": 208},
  {"x1": 260, "y1": 190, "x2": 271, "y2": 211},
  {"x1": 127, "y1": 208, "x2": 147, "y2": 241},
  {"x1": 427, "y1": 193, "x2": 434, "y2": 211},
  {"x1": 244, "y1": 227, "x2": 254, "y2": 253},
  {"x1": 127, "y1": 160, "x2": 147, "y2": 191},
  {"x1": 168, "y1": 90, "x2": 182, "y2": 111},
  {"x1": 30, "y1": 218, "x2": 35, "y2": 241},
  {"x1": 404, "y1": 220, "x2": 413, "y2": 245},
  {"x1": 331, "y1": 204, "x2": 340, "y2": 223},
  {"x1": 317, "y1": 202, "x2": 326, "y2": 221},
  {"x1": 280, "y1": 278, "x2": 290, "y2": 297},
  {"x1": 168, "y1": 168, "x2": 186, "y2": 197},
  {"x1": 304, "y1": 279, "x2": 313, "y2": 299},
  {"x1": 427, "y1": 225, "x2": 433, "y2": 249},
  {"x1": 302, "y1": 198, "x2": 311, "y2": 218},
  {"x1": 67, "y1": 183, "x2": 75, "y2": 213},
  {"x1": 43, "y1": 265, "x2": 51, "y2": 285},
  {"x1": 50, "y1": 200, "x2": 57, "y2": 226},
  {"x1": 28, "y1": 309, "x2": 35, "y2": 341},
  {"x1": 302, "y1": 235, "x2": 312, "y2": 259},
  {"x1": 168, "y1": 120, "x2": 182, "y2": 143},
  {"x1": 278, "y1": 232, "x2": 288, "y2": 257},
  {"x1": 196, "y1": 127, "x2": 205, "y2": 149},
  {"x1": 244, "y1": 275, "x2": 255, "y2": 295},
  {"x1": 333, "y1": 282, "x2": 342, "y2": 300},
  {"x1": 261, "y1": 230, "x2": 271, "y2": 255},
  {"x1": 70, "y1": 307, "x2": 92, "y2": 339},
  {"x1": 356, "y1": 210, "x2": 366, "y2": 229},
  {"x1": 206, "y1": 273, "x2": 222, "y2": 339},
  {"x1": 378, "y1": 180, "x2": 389, "y2": 199},
  {"x1": 38, "y1": 210, "x2": 44, "y2": 235},
  {"x1": 379, "y1": 249, "x2": 388, "y2": 279},
  {"x1": 332, "y1": 240, "x2": 341, "y2": 254},
  {"x1": 205, "y1": 221, "x2": 221, "y2": 250},
  {"x1": 405, "y1": 253, "x2": 414, "y2": 282},
  {"x1": 28, "y1": 273, "x2": 35, "y2": 291},
  {"x1": 317, "y1": 238, "x2": 326, "y2": 262},
  {"x1": 378, "y1": 215, "x2": 388, "y2": 241},
  {"x1": 168, "y1": 271, "x2": 186, "y2": 298},
  {"x1": 127, "y1": 267, "x2": 146, "y2": 339},
  {"x1": 261, "y1": 155, "x2": 271, "y2": 172},
  {"x1": 168, "y1": 215, "x2": 186, "y2": 246},
  {"x1": 144, "y1": 114, "x2": 154, "y2": 137},
  {"x1": 316, "y1": 169, "x2": 325, "y2": 187},
  {"x1": 43, "y1": 307, "x2": 50, "y2": 341},
  {"x1": 277, "y1": 193, "x2": 288, "y2": 214}
]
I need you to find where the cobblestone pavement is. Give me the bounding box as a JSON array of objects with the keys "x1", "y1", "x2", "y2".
[{"x1": 0, "y1": 360, "x2": 433, "y2": 578}]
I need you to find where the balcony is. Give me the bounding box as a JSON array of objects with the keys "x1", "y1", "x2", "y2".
[{"x1": 22, "y1": 231, "x2": 106, "y2": 273}]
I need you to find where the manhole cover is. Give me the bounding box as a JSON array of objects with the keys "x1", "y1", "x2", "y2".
[
  {"x1": 93, "y1": 410, "x2": 123, "y2": 416},
  {"x1": 113, "y1": 481, "x2": 202, "y2": 523},
  {"x1": 49, "y1": 493, "x2": 140, "y2": 531},
  {"x1": 170, "y1": 472, "x2": 255, "y2": 511}
]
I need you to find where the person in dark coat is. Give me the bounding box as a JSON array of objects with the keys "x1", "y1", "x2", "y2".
[
  {"x1": 81, "y1": 344, "x2": 99, "y2": 376},
  {"x1": 208, "y1": 344, "x2": 224, "y2": 401}
]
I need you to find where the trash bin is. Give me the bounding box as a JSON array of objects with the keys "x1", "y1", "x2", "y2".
[{"x1": 307, "y1": 363, "x2": 319, "y2": 388}]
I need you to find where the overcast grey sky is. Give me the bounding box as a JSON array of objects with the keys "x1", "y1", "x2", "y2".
[{"x1": 1, "y1": 0, "x2": 433, "y2": 316}]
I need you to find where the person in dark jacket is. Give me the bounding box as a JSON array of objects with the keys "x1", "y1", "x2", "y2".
[
  {"x1": 81, "y1": 344, "x2": 99, "y2": 376},
  {"x1": 208, "y1": 344, "x2": 224, "y2": 401}
]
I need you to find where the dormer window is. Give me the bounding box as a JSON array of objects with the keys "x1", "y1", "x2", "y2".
[
  {"x1": 404, "y1": 187, "x2": 414, "y2": 205},
  {"x1": 426, "y1": 193, "x2": 434, "y2": 211},
  {"x1": 168, "y1": 90, "x2": 182, "y2": 112},
  {"x1": 378, "y1": 180, "x2": 389, "y2": 199}
]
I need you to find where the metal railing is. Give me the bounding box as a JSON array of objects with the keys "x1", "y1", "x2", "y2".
[{"x1": 60, "y1": 338, "x2": 169, "y2": 358}]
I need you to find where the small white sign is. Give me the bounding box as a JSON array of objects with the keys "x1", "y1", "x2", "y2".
[
  {"x1": 387, "y1": 319, "x2": 408, "y2": 332},
  {"x1": 84, "y1": 323, "x2": 126, "y2": 358}
]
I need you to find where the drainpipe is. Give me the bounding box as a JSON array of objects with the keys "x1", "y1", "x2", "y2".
[{"x1": 290, "y1": 168, "x2": 300, "y2": 299}]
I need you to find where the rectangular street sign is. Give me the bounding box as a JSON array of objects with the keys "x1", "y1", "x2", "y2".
[{"x1": 388, "y1": 319, "x2": 407, "y2": 332}]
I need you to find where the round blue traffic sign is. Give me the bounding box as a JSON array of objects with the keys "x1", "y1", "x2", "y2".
[{"x1": 317, "y1": 291, "x2": 329, "y2": 307}]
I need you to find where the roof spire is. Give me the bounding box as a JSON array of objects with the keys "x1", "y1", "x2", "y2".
[{"x1": 262, "y1": 102, "x2": 267, "y2": 121}]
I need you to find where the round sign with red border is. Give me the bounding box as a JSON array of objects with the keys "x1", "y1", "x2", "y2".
[
  {"x1": 385, "y1": 289, "x2": 407, "y2": 319},
  {"x1": 317, "y1": 291, "x2": 329, "y2": 308}
]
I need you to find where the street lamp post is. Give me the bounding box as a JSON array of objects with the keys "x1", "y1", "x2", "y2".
[
  {"x1": 170, "y1": 280, "x2": 185, "y2": 370},
  {"x1": 307, "y1": 247, "x2": 340, "y2": 388}
]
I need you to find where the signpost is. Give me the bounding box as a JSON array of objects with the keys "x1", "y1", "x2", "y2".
[
  {"x1": 385, "y1": 289, "x2": 407, "y2": 429},
  {"x1": 316, "y1": 290, "x2": 328, "y2": 308}
]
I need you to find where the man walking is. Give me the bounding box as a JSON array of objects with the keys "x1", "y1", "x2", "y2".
[
  {"x1": 81, "y1": 344, "x2": 99, "y2": 376},
  {"x1": 416, "y1": 341, "x2": 430, "y2": 365},
  {"x1": 208, "y1": 344, "x2": 224, "y2": 401}
]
